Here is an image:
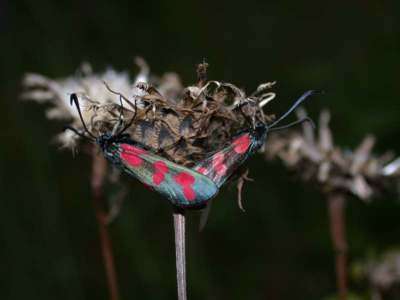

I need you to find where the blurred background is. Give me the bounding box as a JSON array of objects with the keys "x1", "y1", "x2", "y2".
[{"x1": 1, "y1": 1, "x2": 400, "y2": 299}]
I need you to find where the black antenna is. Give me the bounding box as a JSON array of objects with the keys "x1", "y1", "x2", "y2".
[
  {"x1": 268, "y1": 117, "x2": 315, "y2": 132},
  {"x1": 118, "y1": 97, "x2": 138, "y2": 135},
  {"x1": 269, "y1": 90, "x2": 318, "y2": 129},
  {"x1": 111, "y1": 95, "x2": 125, "y2": 136},
  {"x1": 70, "y1": 94, "x2": 97, "y2": 139},
  {"x1": 103, "y1": 80, "x2": 138, "y2": 135}
]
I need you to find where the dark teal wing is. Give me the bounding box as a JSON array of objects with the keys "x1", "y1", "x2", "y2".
[
  {"x1": 193, "y1": 131, "x2": 257, "y2": 188},
  {"x1": 113, "y1": 143, "x2": 218, "y2": 207}
]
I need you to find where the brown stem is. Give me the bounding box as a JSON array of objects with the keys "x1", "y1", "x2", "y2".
[
  {"x1": 91, "y1": 146, "x2": 120, "y2": 300},
  {"x1": 327, "y1": 193, "x2": 348, "y2": 300},
  {"x1": 173, "y1": 209, "x2": 187, "y2": 300}
]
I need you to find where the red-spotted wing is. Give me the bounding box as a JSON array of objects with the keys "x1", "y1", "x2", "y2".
[
  {"x1": 109, "y1": 143, "x2": 218, "y2": 208},
  {"x1": 193, "y1": 131, "x2": 258, "y2": 188}
]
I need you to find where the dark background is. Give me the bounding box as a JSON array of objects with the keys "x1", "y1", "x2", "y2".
[{"x1": 1, "y1": 1, "x2": 400, "y2": 299}]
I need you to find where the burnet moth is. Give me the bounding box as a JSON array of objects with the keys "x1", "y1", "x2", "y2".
[
  {"x1": 66, "y1": 94, "x2": 218, "y2": 208},
  {"x1": 194, "y1": 90, "x2": 317, "y2": 188},
  {"x1": 66, "y1": 90, "x2": 316, "y2": 209}
]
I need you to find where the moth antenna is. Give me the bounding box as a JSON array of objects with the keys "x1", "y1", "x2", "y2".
[
  {"x1": 268, "y1": 117, "x2": 315, "y2": 132},
  {"x1": 118, "y1": 97, "x2": 138, "y2": 135},
  {"x1": 103, "y1": 81, "x2": 138, "y2": 135},
  {"x1": 69, "y1": 94, "x2": 97, "y2": 139},
  {"x1": 269, "y1": 90, "x2": 320, "y2": 129},
  {"x1": 111, "y1": 95, "x2": 125, "y2": 136},
  {"x1": 63, "y1": 125, "x2": 95, "y2": 142}
]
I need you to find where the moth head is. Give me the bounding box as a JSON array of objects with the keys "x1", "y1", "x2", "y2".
[
  {"x1": 96, "y1": 132, "x2": 114, "y2": 150},
  {"x1": 251, "y1": 122, "x2": 268, "y2": 145}
]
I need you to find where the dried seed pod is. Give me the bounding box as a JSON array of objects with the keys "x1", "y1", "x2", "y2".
[{"x1": 263, "y1": 109, "x2": 400, "y2": 201}]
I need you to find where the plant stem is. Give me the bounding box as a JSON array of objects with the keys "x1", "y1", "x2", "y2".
[
  {"x1": 91, "y1": 146, "x2": 120, "y2": 300},
  {"x1": 327, "y1": 193, "x2": 348, "y2": 300},
  {"x1": 173, "y1": 209, "x2": 187, "y2": 300}
]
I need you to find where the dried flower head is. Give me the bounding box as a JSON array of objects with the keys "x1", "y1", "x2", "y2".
[
  {"x1": 21, "y1": 59, "x2": 152, "y2": 149},
  {"x1": 22, "y1": 60, "x2": 278, "y2": 167},
  {"x1": 264, "y1": 109, "x2": 400, "y2": 200}
]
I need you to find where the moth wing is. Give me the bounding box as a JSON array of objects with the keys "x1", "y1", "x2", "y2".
[
  {"x1": 194, "y1": 132, "x2": 255, "y2": 188},
  {"x1": 117, "y1": 143, "x2": 218, "y2": 207}
]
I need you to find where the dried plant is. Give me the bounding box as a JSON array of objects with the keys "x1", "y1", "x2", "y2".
[
  {"x1": 22, "y1": 55, "x2": 400, "y2": 300},
  {"x1": 265, "y1": 109, "x2": 400, "y2": 199},
  {"x1": 263, "y1": 109, "x2": 400, "y2": 300},
  {"x1": 22, "y1": 59, "x2": 278, "y2": 161},
  {"x1": 23, "y1": 63, "x2": 136, "y2": 149},
  {"x1": 22, "y1": 59, "x2": 281, "y2": 300},
  {"x1": 353, "y1": 250, "x2": 400, "y2": 300}
]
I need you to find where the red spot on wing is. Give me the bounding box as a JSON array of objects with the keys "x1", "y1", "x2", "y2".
[
  {"x1": 174, "y1": 172, "x2": 195, "y2": 185},
  {"x1": 213, "y1": 153, "x2": 227, "y2": 176},
  {"x1": 121, "y1": 152, "x2": 143, "y2": 167},
  {"x1": 121, "y1": 144, "x2": 147, "y2": 155},
  {"x1": 233, "y1": 134, "x2": 251, "y2": 154},
  {"x1": 153, "y1": 173, "x2": 165, "y2": 185},
  {"x1": 182, "y1": 187, "x2": 196, "y2": 201},
  {"x1": 196, "y1": 167, "x2": 207, "y2": 175},
  {"x1": 152, "y1": 160, "x2": 169, "y2": 185},
  {"x1": 120, "y1": 144, "x2": 147, "y2": 167},
  {"x1": 153, "y1": 161, "x2": 168, "y2": 173},
  {"x1": 174, "y1": 172, "x2": 196, "y2": 201}
]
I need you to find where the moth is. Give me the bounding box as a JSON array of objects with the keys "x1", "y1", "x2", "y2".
[
  {"x1": 193, "y1": 90, "x2": 316, "y2": 188},
  {"x1": 66, "y1": 90, "x2": 316, "y2": 209},
  {"x1": 66, "y1": 94, "x2": 218, "y2": 208}
]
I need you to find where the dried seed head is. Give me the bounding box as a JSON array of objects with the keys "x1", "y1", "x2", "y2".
[
  {"x1": 22, "y1": 61, "x2": 143, "y2": 148},
  {"x1": 22, "y1": 60, "x2": 279, "y2": 167},
  {"x1": 264, "y1": 109, "x2": 400, "y2": 201}
]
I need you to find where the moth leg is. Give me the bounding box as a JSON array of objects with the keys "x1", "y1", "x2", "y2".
[{"x1": 237, "y1": 169, "x2": 254, "y2": 212}]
